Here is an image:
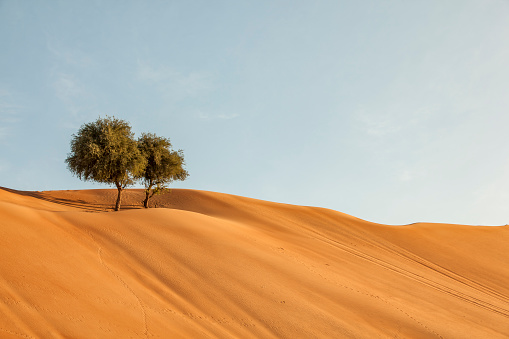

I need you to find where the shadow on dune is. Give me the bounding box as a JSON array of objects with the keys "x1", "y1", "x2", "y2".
[
  {"x1": 0, "y1": 186, "x2": 250, "y2": 215},
  {"x1": 0, "y1": 186, "x2": 186, "y2": 212},
  {"x1": 0, "y1": 186, "x2": 127, "y2": 211}
]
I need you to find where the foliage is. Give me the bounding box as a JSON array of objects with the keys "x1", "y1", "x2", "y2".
[
  {"x1": 65, "y1": 116, "x2": 146, "y2": 211},
  {"x1": 137, "y1": 133, "x2": 188, "y2": 208}
]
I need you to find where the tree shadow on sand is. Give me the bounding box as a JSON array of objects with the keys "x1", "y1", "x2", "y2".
[{"x1": 0, "y1": 187, "x2": 146, "y2": 212}]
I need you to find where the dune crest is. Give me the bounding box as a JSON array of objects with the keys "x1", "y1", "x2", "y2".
[{"x1": 0, "y1": 187, "x2": 508, "y2": 338}]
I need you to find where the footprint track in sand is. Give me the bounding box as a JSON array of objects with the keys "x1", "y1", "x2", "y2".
[
  {"x1": 271, "y1": 245, "x2": 445, "y2": 339},
  {"x1": 294, "y1": 224, "x2": 509, "y2": 319},
  {"x1": 85, "y1": 231, "x2": 149, "y2": 339},
  {"x1": 0, "y1": 328, "x2": 36, "y2": 339},
  {"x1": 330, "y1": 225, "x2": 509, "y2": 306},
  {"x1": 0, "y1": 327, "x2": 35, "y2": 339}
]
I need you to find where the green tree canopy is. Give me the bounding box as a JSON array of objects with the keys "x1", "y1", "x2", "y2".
[
  {"x1": 138, "y1": 133, "x2": 189, "y2": 208},
  {"x1": 65, "y1": 116, "x2": 146, "y2": 211}
]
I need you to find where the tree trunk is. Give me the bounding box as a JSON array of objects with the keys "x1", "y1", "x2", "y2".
[
  {"x1": 115, "y1": 184, "x2": 123, "y2": 211},
  {"x1": 144, "y1": 183, "x2": 153, "y2": 208},
  {"x1": 143, "y1": 190, "x2": 150, "y2": 208}
]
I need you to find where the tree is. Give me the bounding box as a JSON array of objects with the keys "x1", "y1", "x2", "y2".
[
  {"x1": 65, "y1": 116, "x2": 146, "y2": 211},
  {"x1": 137, "y1": 133, "x2": 188, "y2": 208}
]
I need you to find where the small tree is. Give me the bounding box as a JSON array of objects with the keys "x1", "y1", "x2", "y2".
[
  {"x1": 66, "y1": 116, "x2": 146, "y2": 211},
  {"x1": 137, "y1": 133, "x2": 188, "y2": 208}
]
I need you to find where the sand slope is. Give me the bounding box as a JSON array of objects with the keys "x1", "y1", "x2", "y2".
[{"x1": 0, "y1": 187, "x2": 508, "y2": 338}]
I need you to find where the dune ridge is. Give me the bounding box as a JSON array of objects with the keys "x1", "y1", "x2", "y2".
[{"x1": 0, "y1": 187, "x2": 508, "y2": 338}]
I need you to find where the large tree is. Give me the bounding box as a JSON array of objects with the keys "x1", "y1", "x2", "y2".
[
  {"x1": 137, "y1": 133, "x2": 188, "y2": 208},
  {"x1": 66, "y1": 116, "x2": 146, "y2": 211}
]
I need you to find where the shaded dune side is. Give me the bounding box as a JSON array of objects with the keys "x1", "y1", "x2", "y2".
[{"x1": 0, "y1": 187, "x2": 508, "y2": 338}]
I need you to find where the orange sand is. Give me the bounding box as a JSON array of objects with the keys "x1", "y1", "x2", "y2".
[{"x1": 0, "y1": 187, "x2": 508, "y2": 338}]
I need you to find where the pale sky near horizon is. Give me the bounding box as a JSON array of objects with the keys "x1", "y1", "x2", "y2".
[{"x1": 1, "y1": 0, "x2": 509, "y2": 226}]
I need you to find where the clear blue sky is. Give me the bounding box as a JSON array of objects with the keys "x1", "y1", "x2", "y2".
[{"x1": 1, "y1": 0, "x2": 509, "y2": 225}]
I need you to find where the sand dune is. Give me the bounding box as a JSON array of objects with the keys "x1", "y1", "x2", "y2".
[{"x1": 0, "y1": 187, "x2": 508, "y2": 338}]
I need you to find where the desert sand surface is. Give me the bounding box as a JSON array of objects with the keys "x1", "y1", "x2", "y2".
[{"x1": 0, "y1": 187, "x2": 508, "y2": 338}]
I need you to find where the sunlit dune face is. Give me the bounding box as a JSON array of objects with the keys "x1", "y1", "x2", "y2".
[{"x1": 0, "y1": 187, "x2": 508, "y2": 338}]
